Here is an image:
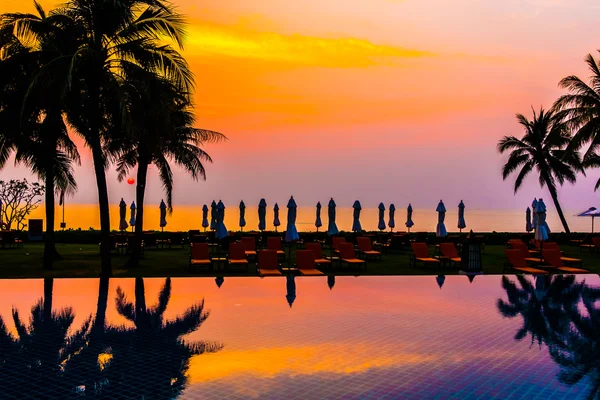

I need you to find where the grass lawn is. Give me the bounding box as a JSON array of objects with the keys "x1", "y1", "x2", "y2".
[{"x1": 0, "y1": 243, "x2": 599, "y2": 279}]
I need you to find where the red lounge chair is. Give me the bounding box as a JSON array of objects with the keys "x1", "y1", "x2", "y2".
[
  {"x1": 580, "y1": 236, "x2": 600, "y2": 252},
  {"x1": 267, "y1": 237, "x2": 286, "y2": 258},
  {"x1": 504, "y1": 249, "x2": 548, "y2": 274},
  {"x1": 409, "y1": 242, "x2": 440, "y2": 267},
  {"x1": 440, "y1": 243, "x2": 461, "y2": 264},
  {"x1": 257, "y1": 250, "x2": 281, "y2": 276},
  {"x1": 296, "y1": 250, "x2": 324, "y2": 276},
  {"x1": 332, "y1": 237, "x2": 346, "y2": 254},
  {"x1": 190, "y1": 243, "x2": 211, "y2": 269},
  {"x1": 304, "y1": 243, "x2": 332, "y2": 266},
  {"x1": 338, "y1": 243, "x2": 366, "y2": 268},
  {"x1": 357, "y1": 237, "x2": 382, "y2": 260},
  {"x1": 228, "y1": 243, "x2": 249, "y2": 270},
  {"x1": 541, "y1": 242, "x2": 582, "y2": 265},
  {"x1": 542, "y1": 249, "x2": 588, "y2": 274},
  {"x1": 241, "y1": 237, "x2": 257, "y2": 259},
  {"x1": 508, "y1": 240, "x2": 542, "y2": 262}
]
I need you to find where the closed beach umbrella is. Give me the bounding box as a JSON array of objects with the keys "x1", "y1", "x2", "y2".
[
  {"x1": 210, "y1": 200, "x2": 217, "y2": 230},
  {"x1": 535, "y1": 198, "x2": 549, "y2": 241},
  {"x1": 258, "y1": 198, "x2": 267, "y2": 231},
  {"x1": 286, "y1": 275, "x2": 296, "y2": 308},
  {"x1": 388, "y1": 204, "x2": 396, "y2": 231},
  {"x1": 285, "y1": 196, "x2": 300, "y2": 242},
  {"x1": 327, "y1": 275, "x2": 335, "y2": 290},
  {"x1": 457, "y1": 200, "x2": 466, "y2": 232},
  {"x1": 129, "y1": 202, "x2": 136, "y2": 231},
  {"x1": 327, "y1": 198, "x2": 339, "y2": 235},
  {"x1": 215, "y1": 200, "x2": 228, "y2": 239},
  {"x1": 239, "y1": 200, "x2": 246, "y2": 231},
  {"x1": 526, "y1": 207, "x2": 533, "y2": 232},
  {"x1": 377, "y1": 203, "x2": 386, "y2": 231},
  {"x1": 315, "y1": 202, "x2": 323, "y2": 232},
  {"x1": 531, "y1": 198, "x2": 538, "y2": 230},
  {"x1": 202, "y1": 204, "x2": 209, "y2": 231},
  {"x1": 215, "y1": 277, "x2": 224, "y2": 288},
  {"x1": 119, "y1": 199, "x2": 128, "y2": 231},
  {"x1": 273, "y1": 203, "x2": 281, "y2": 231},
  {"x1": 436, "y1": 275, "x2": 445, "y2": 289},
  {"x1": 352, "y1": 200, "x2": 362, "y2": 232},
  {"x1": 406, "y1": 204, "x2": 414, "y2": 232},
  {"x1": 436, "y1": 200, "x2": 447, "y2": 237},
  {"x1": 159, "y1": 200, "x2": 167, "y2": 231}
]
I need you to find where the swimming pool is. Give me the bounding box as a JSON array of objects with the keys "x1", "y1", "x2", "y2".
[{"x1": 0, "y1": 274, "x2": 598, "y2": 399}]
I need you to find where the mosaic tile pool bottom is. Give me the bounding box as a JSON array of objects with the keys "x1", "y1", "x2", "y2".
[{"x1": 0, "y1": 274, "x2": 598, "y2": 399}]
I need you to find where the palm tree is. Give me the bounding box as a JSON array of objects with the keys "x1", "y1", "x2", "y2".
[
  {"x1": 55, "y1": 0, "x2": 194, "y2": 276},
  {"x1": 102, "y1": 277, "x2": 222, "y2": 398},
  {"x1": 0, "y1": 3, "x2": 80, "y2": 268},
  {"x1": 497, "y1": 108, "x2": 583, "y2": 233},
  {"x1": 113, "y1": 72, "x2": 225, "y2": 266}
]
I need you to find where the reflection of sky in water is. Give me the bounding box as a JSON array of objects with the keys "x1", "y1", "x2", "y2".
[{"x1": 0, "y1": 275, "x2": 598, "y2": 399}]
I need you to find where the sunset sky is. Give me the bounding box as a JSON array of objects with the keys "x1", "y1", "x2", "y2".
[{"x1": 2, "y1": 0, "x2": 600, "y2": 213}]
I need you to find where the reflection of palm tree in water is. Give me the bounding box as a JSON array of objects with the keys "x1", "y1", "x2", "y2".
[
  {"x1": 497, "y1": 275, "x2": 580, "y2": 347},
  {"x1": 102, "y1": 277, "x2": 223, "y2": 399},
  {"x1": 548, "y1": 285, "x2": 600, "y2": 399}
]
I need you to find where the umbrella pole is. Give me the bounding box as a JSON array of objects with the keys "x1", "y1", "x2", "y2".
[{"x1": 593, "y1": 216, "x2": 595, "y2": 234}]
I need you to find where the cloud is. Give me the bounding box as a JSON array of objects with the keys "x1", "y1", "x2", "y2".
[{"x1": 184, "y1": 21, "x2": 434, "y2": 68}]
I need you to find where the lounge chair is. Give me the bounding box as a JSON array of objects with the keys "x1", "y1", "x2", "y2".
[
  {"x1": 304, "y1": 243, "x2": 332, "y2": 266},
  {"x1": 338, "y1": 243, "x2": 366, "y2": 269},
  {"x1": 332, "y1": 237, "x2": 347, "y2": 254},
  {"x1": 190, "y1": 243, "x2": 211, "y2": 270},
  {"x1": 267, "y1": 237, "x2": 286, "y2": 259},
  {"x1": 357, "y1": 237, "x2": 382, "y2": 260},
  {"x1": 542, "y1": 249, "x2": 588, "y2": 274},
  {"x1": 542, "y1": 242, "x2": 582, "y2": 265},
  {"x1": 508, "y1": 240, "x2": 542, "y2": 262},
  {"x1": 257, "y1": 250, "x2": 282, "y2": 276},
  {"x1": 409, "y1": 242, "x2": 440, "y2": 268},
  {"x1": 440, "y1": 243, "x2": 461, "y2": 264},
  {"x1": 228, "y1": 243, "x2": 249, "y2": 270},
  {"x1": 296, "y1": 250, "x2": 324, "y2": 276},
  {"x1": 504, "y1": 249, "x2": 548, "y2": 274},
  {"x1": 241, "y1": 237, "x2": 257, "y2": 260}
]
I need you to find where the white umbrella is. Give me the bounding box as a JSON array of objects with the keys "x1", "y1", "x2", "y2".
[
  {"x1": 388, "y1": 204, "x2": 396, "y2": 231},
  {"x1": 535, "y1": 198, "x2": 549, "y2": 241},
  {"x1": 119, "y1": 199, "x2": 128, "y2": 231},
  {"x1": 202, "y1": 204, "x2": 209, "y2": 231},
  {"x1": 159, "y1": 200, "x2": 167, "y2": 231},
  {"x1": 526, "y1": 207, "x2": 533, "y2": 232},
  {"x1": 258, "y1": 198, "x2": 267, "y2": 231},
  {"x1": 239, "y1": 200, "x2": 246, "y2": 231},
  {"x1": 457, "y1": 200, "x2": 466, "y2": 233},
  {"x1": 273, "y1": 203, "x2": 281, "y2": 231},
  {"x1": 436, "y1": 200, "x2": 447, "y2": 237},
  {"x1": 377, "y1": 203, "x2": 386, "y2": 231},
  {"x1": 327, "y1": 198, "x2": 339, "y2": 235},
  {"x1": 129, "y1": 201, "x2": 136, "y2": 231},
  {"x1": 215, "y1": 200, "x2": 228, "y2": 239},
  {"x1": 210, "y1": 200, "x2": 217, "y2": 231},
  {"x1": 406, "y1": 204, "x2": 414, "y2": 232},
  {"x1": 352, "y1": 200, "x2": 362, "y2": 232},
  {"x1": 531, "y1": 198, "x2": 538, "y2": 230},
  {"x1": 285, "y1": 196, "x2": 300, "y2": 242},
  {"x1": 315, "y1": 202, "x2": 322, "y2": 232}
]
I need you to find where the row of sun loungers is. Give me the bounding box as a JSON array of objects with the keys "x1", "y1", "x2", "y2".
[{"x1": 505, "y1": 239, "x2": 588, "y2": 274}]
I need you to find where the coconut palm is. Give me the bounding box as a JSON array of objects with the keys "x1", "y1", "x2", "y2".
[
  {"x1": 497, "y1": 108, "x2": 583, "y2": 233},
  {"x1": 112, "y1": 72, "x2": 225, "y2": 266},
  {"x1": 0, "y1": 3, "x2": 80, "y2": 268},
  {"x1": 54, "y1": 0, "x2": 194, "y2": 276},
  {"x1": 101, "y1": 277, "x2": 222, "y2": 398}
]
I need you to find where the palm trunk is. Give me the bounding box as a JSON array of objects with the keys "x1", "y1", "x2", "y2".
[
  {"x1": 128, "y1": 159, "x2": 148, "y2": 267},
  {"x1": 543, "y1": 176, "x2": 570, "y2": 234},
  {"x1": 43, "y1": 171, "x2": 56, "y2": 270},
  {"x1": 91, "y1": 143, "x2": 112, "y2": 276},
  {"x1": 43, "y1": 277, "x2": 53, "y2": 322}
]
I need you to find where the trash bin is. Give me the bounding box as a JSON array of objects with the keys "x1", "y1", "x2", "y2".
[{"x1": 461, "y1": 231, "x2": 482, "y2": 273}]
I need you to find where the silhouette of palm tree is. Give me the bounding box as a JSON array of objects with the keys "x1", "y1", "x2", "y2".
[{"x1": 100, "y1": 277, "x2": 222, "y2": 398}]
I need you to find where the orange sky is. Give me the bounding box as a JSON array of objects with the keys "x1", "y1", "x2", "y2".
[{"x1": 2, "y1": 0, "x2": 600, "y2": 218}]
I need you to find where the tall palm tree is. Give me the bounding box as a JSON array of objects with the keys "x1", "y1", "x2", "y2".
[
  {"x1": 0, "y1": 2, "x2": 80, "y2": 268},
  {"x1": 113, "y1": 72, "x2": 225, "y2": 266},
  {"x1": 56, "y1": 0, "x2": 194, "y2": 276},
  {"x1": 497, "y1": 108, "x2": 583, "y2": 233}
]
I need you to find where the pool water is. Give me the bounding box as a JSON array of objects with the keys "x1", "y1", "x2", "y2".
[{"x1": 0, "y1": 274, "x2": 598, "y2": 399}]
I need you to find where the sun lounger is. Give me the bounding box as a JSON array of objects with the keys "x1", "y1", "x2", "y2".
[
  {"x1": 267, "y1": 237, "x2": 286, "y2": 259},
  {"x1": 332, "y1": 237, "x2": 346, "y2": 254},
  {"x1": 338, "y1": 243, "x2": 366, "y2": 268},
  {"x1": 257, "y1": 250, "x2": 282, "y2": 276},
  {"x1": 305, "y1": 243, "x2": 332, "y2": 266},
  {"x1": 228, "y1": 243, "x2": 249, "y2": 270},
  {"x1": 296, "y1": 250, "x2": 324, "y2": 275},
  {"x1": 508, "y1": 239, "x2": 542, "y2": 263},
  {"x1": 241, "y1": 237, "x2": 257, "y2": 259},
  {"x1": 190, "y1": 243, "x2": 211, "y2": 269},
  {"x1": 409, "y1": 242, "x2": 441, "y2": 268},
  {"x1": 542, "y1": 249, "x2": 588, "y2": 274},
  {"x1": 357, "y1": 237, "x2": 382, "y2": 260},
  {"x1": 504, "y1": 249, "x2": 548, "y2": 275},
  {"x1": 440, "y1": 243, "x2": 461, "y2": 264},
  {"x1": 541, "y1": 242, "x2": 582, "y2": 265}
]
